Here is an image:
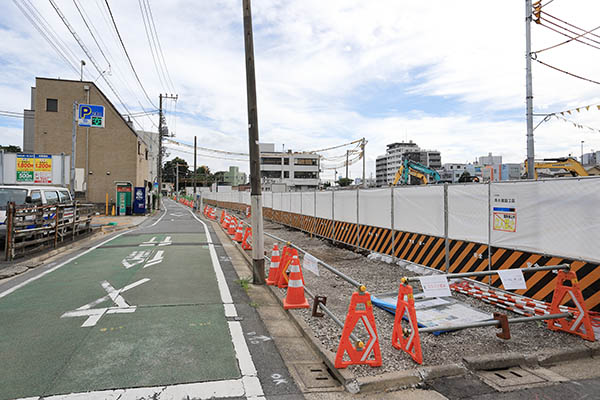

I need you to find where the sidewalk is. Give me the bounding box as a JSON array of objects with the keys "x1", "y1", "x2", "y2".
[{"x1": 91, "y1": 214, "x2": 150, "y2": 231}]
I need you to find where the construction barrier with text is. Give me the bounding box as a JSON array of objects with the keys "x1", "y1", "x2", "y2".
[
  {"x1": 207, "y1": 206, "x2": 595, "y2": 369},
  {"x1": 203, "y1": 177, "x2": 600, "y2": 313}
]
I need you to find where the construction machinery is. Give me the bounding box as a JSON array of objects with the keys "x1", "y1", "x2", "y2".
[
  {"x1": 524, "y1": 157, "x2": 589, "y2": 179},
  {"x1": 392, "y1": 159, "x2": 441, "y2": 185}
]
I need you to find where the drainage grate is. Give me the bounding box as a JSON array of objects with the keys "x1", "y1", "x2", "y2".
[
  {"x1": 293, "y1": 363, "x2": 338, "y2": 389},
  {"x1": 478, "y1": 367, "x2": 549, "y2": 392}
]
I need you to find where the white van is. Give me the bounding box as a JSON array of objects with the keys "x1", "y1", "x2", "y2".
[{"x1": 0, "y1": 185, "x2": 73, "y2": 241}]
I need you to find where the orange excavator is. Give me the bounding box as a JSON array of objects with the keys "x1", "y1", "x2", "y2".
[{"x1": 524, "y1": 157, "x2": 589, "y2": 179}]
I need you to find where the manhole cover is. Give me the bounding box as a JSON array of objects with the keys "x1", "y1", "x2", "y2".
[
  {"x1": 293, "y1": 363, "x2": 338, "y2": 390},
  {"x1": 478, "y1": 367, "x2": 549, "y2": 392}
]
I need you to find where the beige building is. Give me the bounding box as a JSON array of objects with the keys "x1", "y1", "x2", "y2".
[{"x1": 23, "y1": 77, "x2": 154, "y2": 210}]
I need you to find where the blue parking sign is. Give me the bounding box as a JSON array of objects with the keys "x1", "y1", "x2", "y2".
[{"x1": 78, "y1": 104, "x2": 105, "y2": 128}]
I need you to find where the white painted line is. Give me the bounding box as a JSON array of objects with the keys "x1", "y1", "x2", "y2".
[
  {"x1": 224, "y1": 303, "x2": 238, "y2": 318},
  {"x1": 30, "y1": 378, "x2": 248, "y2": 400},
  {"x1": 228, "y1": 321, "x2": 257, "y2": 376},
  {"x1": 148, "y1": 205, "x2": 168, "y2": 228},
  {"x1": 0, "y1": 231, "x2": 129, "y2": 300}
]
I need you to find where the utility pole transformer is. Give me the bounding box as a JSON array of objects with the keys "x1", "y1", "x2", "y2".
[
  {"x1": 242, "y1": 0, "x2": 265, "y2": 284},
  {"x1": 525, "y1": 0, "x2": 535, "y2": 179}
]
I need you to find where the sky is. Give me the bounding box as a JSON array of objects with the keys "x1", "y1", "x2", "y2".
[{"x1": 1, "y1": 0, "x2": 600, "y2": 181}]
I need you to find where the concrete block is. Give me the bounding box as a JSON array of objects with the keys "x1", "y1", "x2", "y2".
[
  {"x1": 538, "y1": 346, "x2": 593, "y2": 366},
  {"x1": 463, "y1": 352, "x2": 525, "y2": 371},
  {"x1": 357, "y1": 370, "x2": 421, "y2": 393},
  {"x1": 419, "y1": 363, "x2": 465, "y2": 381}
]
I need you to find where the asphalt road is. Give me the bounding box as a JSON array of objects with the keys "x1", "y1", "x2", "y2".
[{"x1": 0, "y1": 198, "x2": 302, "y2": 400}]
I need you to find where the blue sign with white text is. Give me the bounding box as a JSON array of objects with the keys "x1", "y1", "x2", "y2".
[{"x1": 78, "y1": 104, "x2": 105, "y2": 128}]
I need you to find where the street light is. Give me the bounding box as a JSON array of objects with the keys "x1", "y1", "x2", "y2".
[
  {"x1": 581, "y1": 140, "x2": 585, "y2": 164},
  {"x1": 80, "y1": 60, "x2": 86, "y2": 81}
]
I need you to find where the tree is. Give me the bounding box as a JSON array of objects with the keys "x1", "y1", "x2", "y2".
[
  {"x1": 163, "y1": 157, "x2": 189, "y2": 184},
  {"x1": 337, "y1": 177, "x2": 353, "y2": 187},
  {"x1": 194, "y1": 165, "x2": 215, "y2": 186},
  {"x1": 0, "y1": 145, "x2": 22, "y2": 153}
]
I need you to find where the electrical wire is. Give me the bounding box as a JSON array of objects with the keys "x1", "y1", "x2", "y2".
[
  {"x1": 538, "y1": 18, "x2": 600, "y2": 50},
  {"x1": 72, "y1": 0, "x2": 111, "y2": 68},
  {"x1": 535, "y1": 23, "x2": 600, "y2": 53},
  {"x1": 145, "y1": 0, "x2": 176, "y2": 92},
  {"x1": 165, "y1": 138, "x2": 249, "y2": 156},
  {"x1": 104, "y1": 0, "x2": 158, "y2": 109},
  {"x1": 304, "y1": 138, "x2": 363, "y2": 153},
  {"x1": 0, "y1": 110, "x2": 34, "y2": 119},
  {"x1": 543, "y1": 11, "x2": 600, "y2": 41},
  {"x1": 552, "y1": 113, "x2": 600, "y2": 133},
  {"x1": 12, "y1": 1, "x2": 80, "y2": 74},
  {"x1": 165, "y1": 146, "x2": 249, "y2": 162},
  {"x1": 138, "y1": 0, "x2": 167, "y2": 92},
  {"x1": 534, "y1": 58, "x2": 600, "y2": 85}
]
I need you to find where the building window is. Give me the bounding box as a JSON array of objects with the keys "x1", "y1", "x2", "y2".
[
  {"x1": 261, "y1": 157, "x2": 282, "y2": 165},
  {"x1": 261, "y1": 170, "x2": 281, "y2": 179},
  {"x1": 294, "y1": 158, "x2": 317, "y2": 166},
  {"x1": 284, "y1": 171, "x2": 289, "y2": 178},
  {"x1": 283, "y1": 158, "x2": 289, "y2": 165},
  {"x1": 294, "y1": 171, "x2": 317, "y2": 179},
  {"x1": 138, "y1": 142, "x2": 141, "y2": 155},
  {"x1": 46, "y1": 98, "x2": 58, "y2": 112}
]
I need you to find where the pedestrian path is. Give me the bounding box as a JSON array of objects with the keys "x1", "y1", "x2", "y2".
[{"x1": 0, "y1": 199, "x2": 264, "y2": 400}]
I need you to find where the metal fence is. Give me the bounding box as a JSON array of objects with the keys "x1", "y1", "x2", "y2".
[
  {"x1": 4, "y1": 202, "x2": 94, "y2": 261},
  {"x1": 204, "y1": 177, "x2": 600, "y2": 312}
]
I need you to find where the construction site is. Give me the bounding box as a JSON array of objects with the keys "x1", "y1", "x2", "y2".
[{"x1": 199, "y1": 175, "x2": 599, "y2": 390}]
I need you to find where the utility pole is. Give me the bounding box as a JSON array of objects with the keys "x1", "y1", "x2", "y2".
[
  {"x1": 176, "y1": 162, "x2": 179, "y2": 195},
  {"x1": 193, "y1": 136, "x2": 197, "y2": 209},
  {"x1": 362, "y1": 138, "x2": 366, "y2": 188},
  {"x1": 346, "y1": 150, "x2": 349, "y2": 179},
  {"x1": 242, "y1": 0, "x2": 265, "y2": 284},
  {"x1": 525, "y1": 0, "x2": 535, "y2": 179},
  {"x1": 157, "y1": 93, "x2": 178, "y2": 209},
  {"x1": 581, "y1": 140, "x2": 585, "y2": 164},
  {"x1": 71, "y1": 102, "x2": 78, "y2": 196}
]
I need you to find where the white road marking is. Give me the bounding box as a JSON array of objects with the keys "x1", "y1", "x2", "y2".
[
  {"x1": 0, "y1": 231, "x2": 129, "y2": 300},
  {"x1": 140, "y1": 236, "x2": 157, "y2": 246},
  {"x1": 185, "y1": 203, "x2": 263, "y2": 398},
  {"x1": 121, "y1": 250, "x2": 151, "y2": 269},
  {"x1": 61, "y1": 278, "x2": 150, "y2": 327},
  {"x1": 143, "y1": 250, "x2": 164, "y2": 268},
  {"x1": 158, "y1": 236, "x2": 172, "y2": 246},
  {"x1": 148, "y1": 206, "x2": 168, "y2": 228}
]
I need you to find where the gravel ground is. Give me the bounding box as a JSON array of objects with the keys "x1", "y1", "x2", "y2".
[{"x1": 231, "y1": 214, "x2": 585, "y2": 378}]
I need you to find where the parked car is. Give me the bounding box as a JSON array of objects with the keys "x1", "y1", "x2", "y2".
[{"x1": 0, "y1": 185, "x2": 73, "y2": 243}]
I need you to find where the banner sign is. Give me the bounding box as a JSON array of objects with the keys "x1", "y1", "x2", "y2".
[
  {"x1": 16, "y1": 153, "x2": 34, "y2": 182},
  {"x1": 493, "y1": 207, "x2": 517, "y2": 232},
  {"x1": 78, "y1": 104, "x2": 105, "y2": 128},
  {"x1": 34, "y1": 154, "x2": 52, "y2": 184}
]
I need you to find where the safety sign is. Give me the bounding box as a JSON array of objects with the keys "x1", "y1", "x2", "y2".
[
  {"x1": 78, "y1": 103, "x2": 105, "y2": 128},
  {"x1": 493, "y1": 207, "x2": 517, "y2": 232}
]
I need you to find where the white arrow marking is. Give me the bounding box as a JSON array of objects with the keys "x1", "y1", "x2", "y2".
[
  {"x1": 144, "y1": 250, "x2": 164, "y2": 268},
  {"x1": 121, "y1": 250, "x2": 151, "y2": 269},
  {"x1": 158, "y1": 236, "x2": 172, "y2": 246},
  {"x1": 140, "y1": 236, "x2": 157, "y2": 246},
  {"x1": 61, "y1": 278, "x2": 150, "y2": 327}
]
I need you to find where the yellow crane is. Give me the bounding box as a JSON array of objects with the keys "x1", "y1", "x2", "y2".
[{"x1": 525, "y1": 157, "x2": 589, "y2": 179}]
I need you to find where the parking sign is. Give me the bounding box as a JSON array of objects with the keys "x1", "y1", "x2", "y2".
[{"x1": 78, "y1": 104, "x2": 105, "y2": 128}]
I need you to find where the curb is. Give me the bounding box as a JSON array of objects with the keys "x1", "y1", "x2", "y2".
[
  {"x1": 211, "y1": 207, "x2": 599, "y2": 392},
  {"x1": 213, "y1": 210, "x2": 470, "y2": 394}
]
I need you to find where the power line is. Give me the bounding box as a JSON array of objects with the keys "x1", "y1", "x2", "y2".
[
  {"x1": 145, "y1": 0, "x2": 176, "y2": 92},
  {"x1": 535, "y1": 23, "x2": 600, "y2": 53},
  {"x1": 103, "y1": 0, "x2": 158, "y2": 109},
  {"x1": 534, "y1": 58, "x2": 600, "y2": 85},
  {"x1": 543, "y1": 11, "x2": 600, "y2": 41},
  {"x1": 165, "y1": 146, "x2": 249, "y2": 162},
  {"x1": 538, "y1": 18, "x2": 600, "y2": 50},
  {"x1": 165, "y1": 138, "x2": 249, "y2": 156},
  {"x1": 138, "y1": 0, "x2": 167, "y2": 92},
  {"x1": 72, "y1": 0, "x2": 111, "y2": 68},
  {"x1": 12, "y1": 0, "x2": 79, "y2": 74}
]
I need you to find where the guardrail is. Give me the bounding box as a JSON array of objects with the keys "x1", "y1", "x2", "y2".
[{"x1": 4, "y1": 201, "x2": 94, "y2": 261}]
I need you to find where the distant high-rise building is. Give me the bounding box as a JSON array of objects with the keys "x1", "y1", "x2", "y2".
[
  {"x1": 477, "y1": 152, "x2": 502, "y2": 166},
  {"x1": 375, "y1": 141, "x2": 420, "y2": 186}
]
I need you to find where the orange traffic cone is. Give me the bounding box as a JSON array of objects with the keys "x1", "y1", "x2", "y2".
[
  {"x1": 210, "y1": 208, "x2": 217, "y2": 220},
  {"x1": 283, "y1": 254, "x2": 310, "y2": 309},
  {"x1": 266, "y1": 244, "x2": 280, "y2": 285},
  {"x1": 234, "y1": 224, "x2": 244, "y2": 242},
  {"x1": 242, "y1": 227, "x2": 252, "y2": 250},
  {"x1": 228, "y1": 218, "x2": 237, "y2": 235},
  {"x1": 221, "y1": 214, "x2": 229, "y2": 229},
  {"x1": 220, "y1": 210, "x2": 225, "y2": 224}
]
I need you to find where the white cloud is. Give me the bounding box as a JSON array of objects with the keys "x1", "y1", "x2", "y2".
[{"x1": 1, "y1": 0, "x2": 599, "y2": 181}]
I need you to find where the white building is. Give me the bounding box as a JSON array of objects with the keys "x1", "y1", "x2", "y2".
[
  {"x1": 477, "y1": 152, "x2": 502, "y2": 166},
  {"x1": 259, "y1": 143, "x2": 320, "y2": 191},
  {"x1": 582, "y1": 151, "x2": 600, "y2": 166},
  {"x1": 375, "y1": 141, "x2": 420, "y2": 186}
]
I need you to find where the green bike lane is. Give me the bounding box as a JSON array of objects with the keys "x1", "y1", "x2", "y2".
[{"x1": 0, "y1": 230, "x2": 241, "y2": 399}]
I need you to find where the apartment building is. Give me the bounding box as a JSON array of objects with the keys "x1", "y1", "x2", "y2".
[{"x1": 259, "y1": 143, "x2": 320, "y2": 191}]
